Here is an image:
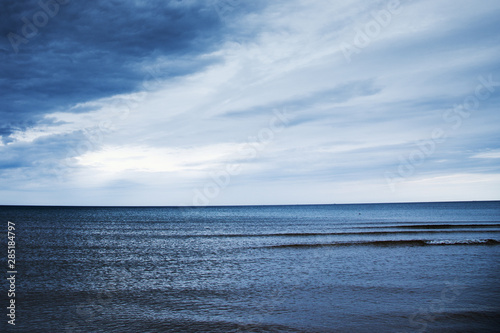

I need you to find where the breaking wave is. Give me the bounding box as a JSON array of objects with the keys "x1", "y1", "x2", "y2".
[{"x1": 265, "y1": 239, "x2": 500, "y2": 248}]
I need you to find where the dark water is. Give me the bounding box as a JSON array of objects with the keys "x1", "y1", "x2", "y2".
[{"x1": 1, "y1": 202, "x2": 500, "y2": 332}]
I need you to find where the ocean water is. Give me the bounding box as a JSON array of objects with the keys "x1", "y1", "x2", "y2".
[{"x1": 1, "y1": 201, "x2": 500, "y2": 332}]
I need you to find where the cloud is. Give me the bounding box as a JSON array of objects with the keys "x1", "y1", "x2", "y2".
[
  {"x1": 0, "y1": 0, "x2": 261, "y2": 140},
  {"x1": 1, "y1": 0, "x2": 500, "y2": 205},
  {"x1": 75, "y1": 143, "x2": 244, "y2": 173},
  {"x1": 471, "y1": 150, "x2": 500, "y2": 159}
]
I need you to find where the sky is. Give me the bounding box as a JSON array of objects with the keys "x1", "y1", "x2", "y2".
[{"x1": 1, "y1": 0, "x2": 500, "y2": 206}]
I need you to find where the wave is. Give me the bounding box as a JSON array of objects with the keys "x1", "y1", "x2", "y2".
[
  {"x1": 157, "y1": 229, "x2": 500, "y2": 238},
  {"x1": 431, "y1": 310, "x2": 500, "y2": 321},
  {"x1": 265, "y1": 239, "x2": 500, "y2": 248},
  {"x1": 362, "y1": 223, "x2": 500, "y2": 230}
]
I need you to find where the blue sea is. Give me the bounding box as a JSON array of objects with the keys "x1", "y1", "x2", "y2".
[{"x1": 1, "y1": 201, "x2": 500, "y2": 332}]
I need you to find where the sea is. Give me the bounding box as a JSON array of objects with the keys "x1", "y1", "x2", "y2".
[{"x1": 1, "y1": 201, "x2": 499, "y2": 332}]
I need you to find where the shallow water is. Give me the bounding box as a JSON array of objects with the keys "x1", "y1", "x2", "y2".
[{"x1": 1, "y1": 201, "x2": 499, "y2": 332}]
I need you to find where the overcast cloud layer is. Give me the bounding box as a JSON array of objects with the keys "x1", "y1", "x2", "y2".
[{"x1": 1, "y1": 0, "x2": 500, "y2": 206}]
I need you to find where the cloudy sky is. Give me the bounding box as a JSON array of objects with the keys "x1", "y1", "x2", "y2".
[{"x1": 1, "y1": 0, "x2": 499, "y2": 206}]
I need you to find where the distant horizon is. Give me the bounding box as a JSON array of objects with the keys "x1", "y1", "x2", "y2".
[{"x1": 1, "y1": 199, "x2": 499, "y2": 208}]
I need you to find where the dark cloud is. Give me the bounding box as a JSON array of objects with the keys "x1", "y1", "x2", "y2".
[{"x1": 0, "y1": 0, "x2": 264, "y2": 140}]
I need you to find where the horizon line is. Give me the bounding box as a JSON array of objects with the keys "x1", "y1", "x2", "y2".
[{"x1": 1, "y1": 199, "x2": 499, "y2": 208}]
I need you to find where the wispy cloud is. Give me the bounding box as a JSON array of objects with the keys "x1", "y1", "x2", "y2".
[{"x1": 471, "y1": 150, "x2": 500, "y2": 159}]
